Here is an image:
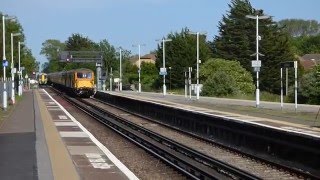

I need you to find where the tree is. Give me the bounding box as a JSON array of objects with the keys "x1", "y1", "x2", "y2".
[
  {"x1": 200, "y1": 58, "x2": 255, "y2": 96},
  {"x1": 63, "y1": 33, "x2": 98, "y2": 71},
  {"x1": 40, "y1": 39, "x2": 65, "y2": 73},
  {"x1": 140, "y1": 62, "x2": 158, "y2": 91},
  {"x1": 213, "y1": 0, "x2": 254, "y2": 71},
  {"x1": 121, "y1": 59, "x2": 137, "y2": 89},
  {"x1": 202, "y1": 71, "x2": 239, "y2": 97},
  {"x1": 212, "y1": 0, "x2": 296, "y2": 94},
  {"x1": 291, "y1": 34, "x2": 320, "y2": 55},
  {"x1": 278, "y1": 19, "x2": 320, "y2": 37},
  {"x1": 21, "y1": 48, "x2": 38, "y2": 78},
  {"x1": 99, "y1": 39, "x2": 117, "y2": 79},
  {"x1": 155, "y1": 28, "x2": 213, "y2": 89},
  {"x1": 0, "y1": 12, "x2": 38, "y2": 78},
  {"x1": 290, "y1": 65, "x2": 320, "y2": 105},
  {"x1": 65, "y1": 33, "x2": 96, "y2": 51}
]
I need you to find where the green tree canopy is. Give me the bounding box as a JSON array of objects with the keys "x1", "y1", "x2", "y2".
[
  {"x1": 200, "y1": 58, "x2": 255, "y2": 96},
  {"x1": 212, "y1": 0, "x2": 296, "y2": 94},
  {"x1": 40, "y1": 39, "x2": 65, "y2": 73},
  {"x1": 99, "y1": 39, "x2": 117, "y2": 78},
  {"x1": 155, "y1": 28, "x2": 213, "y2": 89},
  {"x1": 278, "y1": 19, "x2": 320, "y2": 37},
  {"x1": 202, "y1": 71, "x2": 239, "y2": 97},
  {"x1": 290, "y1": 34, "x2": 320, "y2": 55},
  {"x1": 0, "y1": 12, "x2": 38, "y2": 78},
  {"x1": 289, "y1": 65, "x2": 320, "y2": 105},
  {"x1": 141, "y1": 62, "x2": 158, "y2": 91}
]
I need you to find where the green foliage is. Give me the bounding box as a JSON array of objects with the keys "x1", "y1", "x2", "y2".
[
  {"x1": 65, "y1": 33, "x2": 96, "y2": 51},
  {"x1": 289, "y1": 65, "x2": 320, "y2": 104},
  {"x1": 290, "y1": 34, "x2": 320, "y2": 55},
  {"x1": 99, "y1": 39, "x2": 117, "y2": 78},
  {"x1": 0, "y1": 12, "x2": 38, "y2": 79},
  {"x1": 40, "y1": 39, "x2": 65, "y2": 73},
  {"x1": 202, "y1": 71, "x2": 239, "y2": 97},
  {"x1": 213, "y1": 0, "x2": 254, "y2": 71},
  {"x1": 200, "y1": 58, "x2": 255, "y2": 95},
  {"x1": 155, "y1": 28, "x2": 213, "y2": 89},
  {"x1": 21, "y1": 48, "x2": 38, "y2": 76},
  {"x1": 278, "y1": 19, "x2": 320, "y2": 37},
  {"x1": 213, "y1": 0, "x2": 296, "y2": 94},
  {"x1": 141, "y1": 62, "x2": 158, "y2": 91}
]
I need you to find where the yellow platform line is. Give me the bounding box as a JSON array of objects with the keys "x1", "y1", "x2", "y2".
[{"x1": 35, "y1": 90, "x2": 79, "y2": 180}]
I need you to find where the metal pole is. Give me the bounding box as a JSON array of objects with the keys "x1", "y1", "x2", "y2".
[
  {"x1": 169, "y1": 67, "x2": 172, "y2": 91},
  {"x1": 10, "y1": 33, "x2": 15, "y2": 104},
  {"x1": 285, "y1": 68, "x2": 288, "y2": 96},
  {"x1": 2, "y1": 15, "x2": 7, "y2": 110},
  {"x1": 294, "y1": 61, "x2": 298, "y2": 112},
  {"x1": 184, "y1": 71, "x2": 187, "y2": 98},
  {"x1": 18, "y1": 42, "x2": 21, "y2": 96},
  {"x1": 138, "y1": 45, "x2": 141, "y2": 93},
  {"x1": 255, "y1": 15, "x2": 260, "y2": 108},
  {"x1": 163, "y1": 39, "x2": 166, "y2": 96},
  {"x1": 119, "y1": 48, "x2": 122, "y2": 91},
  {"x1": 196, "y1": 32, "x2": 200, "y2": 100},
  {"x1": 189, "y1": 67, "x2": 192, "y2": 99},
  {"x1": 109, "y1": 67, "x2": 112, "y2": 91},
  {"x1": 280, "y1": 68, "x2": 283, "y2": 110}
]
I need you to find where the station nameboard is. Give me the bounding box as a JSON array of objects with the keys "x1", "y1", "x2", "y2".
[{"x1": 280, "y1": 61, "x2": 295, "y2": 68}]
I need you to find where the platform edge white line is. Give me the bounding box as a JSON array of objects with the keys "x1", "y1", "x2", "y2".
[{"x1": 43, "y1": 89, "x2": 139, "y2": 180}]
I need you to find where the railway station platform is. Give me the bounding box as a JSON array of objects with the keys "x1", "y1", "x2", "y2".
[
  {"x1": 0, "y1": 89, "x2": 138, "y2": 180},
  {"x1": 106, "y1": 90, "x2": 320, "y2": 138}
]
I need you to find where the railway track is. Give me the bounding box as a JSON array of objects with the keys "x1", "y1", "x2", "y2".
[
  {"x1": 53, "y1": 94, "x2": 258, "y2": 179},
  {"x1": 49, "y1": 87, "x2": 314, "y2": 179}
]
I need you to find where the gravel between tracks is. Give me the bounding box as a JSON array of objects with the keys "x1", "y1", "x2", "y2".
[{"x1": 50, "y1": 91, "x2": 186, "y2": 180}]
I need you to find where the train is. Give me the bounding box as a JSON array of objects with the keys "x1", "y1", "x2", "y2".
[
  {"x1": 38, "y1": 73, "x2": 48, "y2": 85},
  {"x1": 47, "y1": 68, "x2": 95, "y2": 97}
]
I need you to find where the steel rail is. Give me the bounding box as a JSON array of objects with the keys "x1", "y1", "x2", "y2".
[
  {"x1": 67, "y1": 96, "x2": 261, "y2": 180},
  {"x1": 91, "y1": 96, "x2": 319, "y2": 179}
]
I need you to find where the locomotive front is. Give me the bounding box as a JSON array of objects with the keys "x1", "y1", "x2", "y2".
[{"x1": 74, "y1": 69, "x2": 95, "y2": 97}]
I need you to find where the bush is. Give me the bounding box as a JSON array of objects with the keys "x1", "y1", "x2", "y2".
[
  {"x1": 200, "y1": 58, "x2": 255, "y2": 95},
  {"x1": 287, "y1": 66, "x2": 320, "y2": 105},
  {"x1": 202, "y1": 71, "x2": 240, "y2": 97}
]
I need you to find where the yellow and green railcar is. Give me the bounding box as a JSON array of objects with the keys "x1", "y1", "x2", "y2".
[{"x1": 38, "y1": 73, "x2": 48, "y2": 85}]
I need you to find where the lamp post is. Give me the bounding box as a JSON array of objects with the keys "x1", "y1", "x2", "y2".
[
  {"x1": 188, "y1": 31, "x2": 206, "y2": 100},
  {"x1": 10, "y1": 32, "x2": 21, "y2": 104},
  {"x1": 18, "y1": 41, "x2": 24, "y2": 96},
  {"x1": 246, "y1": 14, "x2": 270, "y2": 107},
  {"x1": 118, "y1": 47, "x2": 123, "y2": 91},
  {"x1": 156, "y1": 38, "x2": 172, "y2": 96},
  {"x1": 2, "y1": 15, "x2": 15, "y2": 110},
  {"x1": 132, "y1": 44, "x2": 145, "y2": 93},
  {"x1": 169, "y1": 66, "x2": 172, "y2": 91}
]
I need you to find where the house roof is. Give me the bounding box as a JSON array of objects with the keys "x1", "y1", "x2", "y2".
[
  {"x1": 129, "y1": 53, "x2": 156, "y2": 64},
  {"x1": 299, "y1": 54, "x2": 320, "y2": 70},
  {"x1": 141, "y1": 54, "x2": 156, "y2": 61}
]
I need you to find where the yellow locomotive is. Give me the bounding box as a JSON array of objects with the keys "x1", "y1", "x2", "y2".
[
  {"x1": 48, "y1": 68, "x2": 95, "y2": 97},
  {"x1": 38, "y1": 73, "x2": 48, "y2": 85}
]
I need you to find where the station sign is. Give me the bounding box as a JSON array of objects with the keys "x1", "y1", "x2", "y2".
[
  {"x1": 251, "y1": 60, "x2": 261, "y2": 68},
  {"x1": 159, "y1": 67, "x2": 167, "y2": 76},
  {"x1": 2, "y1": 60, "x2": 8, "y2": 67},
  {"x1": 280, "y1": 61, "x2": 295, "y2": 68}
]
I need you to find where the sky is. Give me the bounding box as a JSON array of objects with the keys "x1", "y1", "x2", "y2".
[{"x1": 2, "y1": 0, "x2": 320, "y2": 69}]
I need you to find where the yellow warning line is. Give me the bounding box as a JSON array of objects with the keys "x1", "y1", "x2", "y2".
[{"x1": 35, "y1": 90, "x2": 79, "y2": 180}]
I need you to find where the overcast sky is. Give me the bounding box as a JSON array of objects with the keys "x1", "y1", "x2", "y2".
[{"x1": 2, "y1": 0, "x2": 320, "y2": 67}]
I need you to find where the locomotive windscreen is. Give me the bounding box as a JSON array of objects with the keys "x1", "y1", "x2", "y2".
[{"x1": 77, "y1": 72, "x2": 92, "y2": 78}]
